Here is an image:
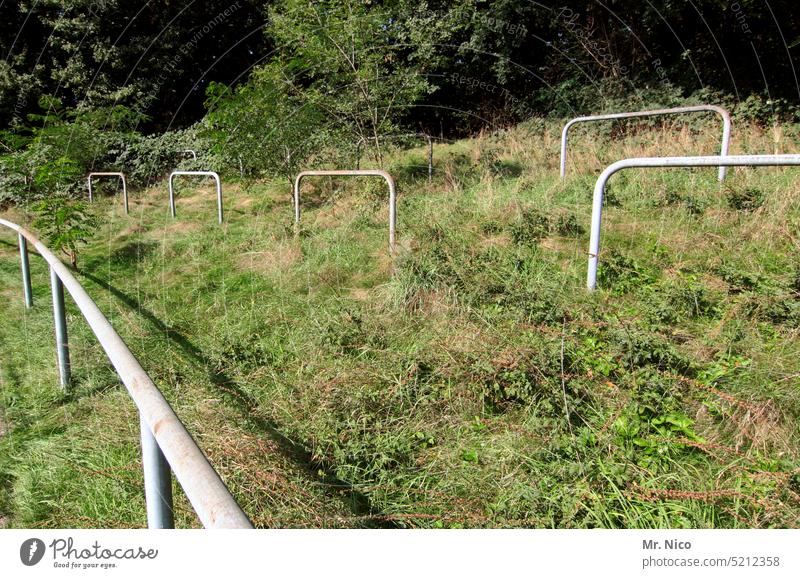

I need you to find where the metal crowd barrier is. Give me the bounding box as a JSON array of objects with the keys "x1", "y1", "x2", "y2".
[
  {"x1": 587, "y1": 154, "x2": 800, "y2": 291},
  {"x1": 87, "y1": 172, "x2": 128, "y2": 214},
  {"x1": 293, "y1": 169, "x2": 397, "y2": 252},
  {"x1": 168, "y1": 170, "x2": 224, "y2": 224},
  {"x1": 0, "y1": 218, "x2": 251, "y2": 529},
  {"x1": 561, "y1": 105, "x2": 732, "y2": 181}
]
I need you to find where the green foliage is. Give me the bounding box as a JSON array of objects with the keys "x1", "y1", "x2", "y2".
[
  {"x1": 597, "y1": 250, "x2": 656, "y2": 294},
  {"x1": 31, "y1": 195, "x2": 97, "y2": 268},
  {"x1": 725, "y1": 186, "x2": 765, "y2": 211},
  {"x1": 509, "y1": 209, "x2": 550, "y2": 246},
  {"x1": 203, "y1": 69, "x2": 328, "y2": 181},
  {"x1": 265, "y1": 0, "x2": 433, "y2": 167}
]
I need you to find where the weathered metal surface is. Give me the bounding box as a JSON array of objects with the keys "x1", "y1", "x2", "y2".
[
  {"x1": 168, "y1": 170, "x2": 224, "y2": 224},
  {"x1": 87, "y1": 172, "x2": 129, "y2": 214},
  {"x1": 0, "y1": 218, "x2": 251, "y2": 528}
]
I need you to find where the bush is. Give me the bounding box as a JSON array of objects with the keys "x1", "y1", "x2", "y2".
[{"x1": 725, "y1": 186, "x2": 764, "y2": 211}]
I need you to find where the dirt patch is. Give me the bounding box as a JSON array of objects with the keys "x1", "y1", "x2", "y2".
[
  {"x1": 237, "y1": 244, "x2": 302, "y2": 274},
  {"x1": 350, "y1": 288, "x2": 370, "y2": 301},
  {"x1": 479, "y1": 233, "x2": 511, "y2": 248}
]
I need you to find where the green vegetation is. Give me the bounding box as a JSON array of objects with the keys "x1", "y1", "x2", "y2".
[{"x1": 2, "y1": 121, "x2": 798, "y2": 528}]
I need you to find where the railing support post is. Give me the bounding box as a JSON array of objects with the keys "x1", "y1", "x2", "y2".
[
  {"x1": 19, "y1": 234, "x2": 33, "y2": 308},
  {"x1": 50, "y1": 267, "x2": 70, "y2": 389},
  {"x1": 140, "y1": 415, "x2": 175, "y2": 529}
]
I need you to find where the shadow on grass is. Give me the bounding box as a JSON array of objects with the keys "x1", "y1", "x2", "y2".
[{"x1": 78, "y1": 269, "x2": 395, "y2": 528}]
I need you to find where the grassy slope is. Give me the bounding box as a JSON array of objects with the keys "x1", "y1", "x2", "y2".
[{"x1": 1, "y1": 117, "x2": 799, "y2": 528}]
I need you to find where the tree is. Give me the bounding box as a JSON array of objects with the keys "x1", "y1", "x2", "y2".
[{"x1": 265, "y1": 0, "x2": 434, "y2": 166}]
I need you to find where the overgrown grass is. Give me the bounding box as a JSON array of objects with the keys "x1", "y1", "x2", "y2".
[{"x1": 1, "y1": 118, "x2": 799, "y2": 528}]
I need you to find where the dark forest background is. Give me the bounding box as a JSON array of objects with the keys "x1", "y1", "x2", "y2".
[
  {"x1": 1, "y1": 0, "x2": 799, "y2": 211},
  {"x1": 2, "y1": 1, "x2": 798, "y2": 133}
]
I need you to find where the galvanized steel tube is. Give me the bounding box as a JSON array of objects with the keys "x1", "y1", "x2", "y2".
[
  {"x1": 0, "y1": 218, "x2": 251, "y2": 528},
  {"x1": 50, "y1": 267, "x2": 70, "y2": 389},
  {"x1": 87, "y1": 172, "x2": 129, "y2": 214},
  {"x1": 168, "y1": 170, "x2": 223, "y2": 224},
  {"x1": 293, "y1": 169, "x2": 397, "y2": 252},
  {"x1": 140, "y1": 415, "x2": 175, "y2": 529},
  {"x1": 560, "y1": 105, "x2": 733, "y2": 181},
  {"x1": 19, "y1": 234, "x2": 33, "y2": 308},
  {"x1": 587, "y1": 154, "x2": 800, "y2": 291}
]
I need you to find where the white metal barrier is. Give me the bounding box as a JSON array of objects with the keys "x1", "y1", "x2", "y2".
[
  {"x1": 168, "y1": 170, "x2": 223, "y2": 224},
  {"x1": 587, "y1": 154, "x2": 800, "y2": 291},
  {"x1": 0, "y1": 218, "x2": 251, "y2": 528},
  {"x1": 293, "y1": 169, "x2": 397, "y2": 252},
  {"x1": 87, "y1": 172, "x2": 128, "y2": 214},
  {"x1": 561, "y1": 105, "x2": 732, "y2": 181}
]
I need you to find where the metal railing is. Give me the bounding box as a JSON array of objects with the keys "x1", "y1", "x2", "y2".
[
  {"x1": 168, "y1": 170, "x2": 223, "y2": 225},
  {"x1": 356, "y1": 133, "x2": 434, "y2": 182},
  {"x1": 0, "y1": 218, "x2": 252, "y2": 528},
  {"x1": 87, "y1": 172, "x2": 128, "y2": 214},
  {"x1": 560, "y1": 105, "x2": 733, "y2": 181},
  {"x1": 293, "y1": 169, "x2": 397, "y2": 252},
  {"x1": 586, "y1": 154, "x2": 800, "y2": 291},
  {"x1": 182, "y1": 149, "x2": 198, "y2": 161}
]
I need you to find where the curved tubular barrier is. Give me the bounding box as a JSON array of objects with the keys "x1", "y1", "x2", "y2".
[
  {"x1": 293, "y1": 169, "x2": 397, "y2": 252},
  {"x1": 169, "y1": 170, "x2": 223, "y2": 224},
  {"x1": 561, "y1": 105, "x2": 732, "y2": 181},
  {"x1": 356, "y1": 134, "x2": 434, "y2": 182},
  {"x1": 87, "y1": 172, "x2": 128, "y2": 214},
  {"x1": 587, "y1": 154, "x2": 800, "y2": 291},
  {"x1": 0, "y1": 218, "x2": 252, "y2": 528},
  {"x1": 182, "y1": 149, "x2": 197, "y2": 161}
]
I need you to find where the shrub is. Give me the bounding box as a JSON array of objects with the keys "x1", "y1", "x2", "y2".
[{"x1": 725, "y1": 186, "x2": 764, "y2": 211}]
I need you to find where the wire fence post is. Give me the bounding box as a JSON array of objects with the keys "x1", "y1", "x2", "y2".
[
  {"x1": 18, "y1": 234, "x2": 33, "y2": 308},
  {"x1": 426, "y1": 134, "x2": 433, "y2": 183},
  {"x1": 140, "y1": 415, "x2": 175, "y2": 529},
  {"x1": 49, "y1": 267, "x2": 70, "y2": 389}
]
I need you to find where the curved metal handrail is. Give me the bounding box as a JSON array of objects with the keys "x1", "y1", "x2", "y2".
[
  {"x1": 87, "y1": 172, "x2": 128, "y2": 214},
  {"x1": 293, "y1": 169, "x2": 397, "y2": 252},
  {"x1": 0, "y1": 218, "x2": 251, "y2": 529},
  {"x1": 182, "y1": 149, "x2": 198, "y2": 161},
  {"x1": 587, "y1": 154, "x2": 800, "y2": 291},
  {"x1": 168, "y1": 170, "x2": 223, "y2": 224},
  {"x1": 561, "y1": 105, "x2": 733, "y2": 181}
]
